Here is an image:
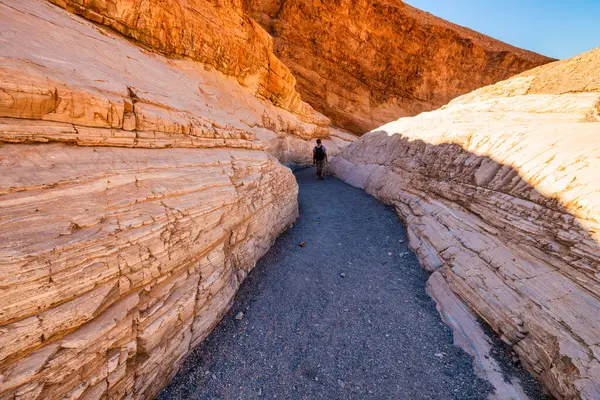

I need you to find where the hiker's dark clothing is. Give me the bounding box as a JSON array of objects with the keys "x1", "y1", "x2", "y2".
[{"x1": 313, "y1": 145, "x2": 327, "y2": 178}]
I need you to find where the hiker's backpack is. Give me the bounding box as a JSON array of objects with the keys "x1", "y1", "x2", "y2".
[{"x1": 314, "y1": 146, "x2": 325, "y2": 161}]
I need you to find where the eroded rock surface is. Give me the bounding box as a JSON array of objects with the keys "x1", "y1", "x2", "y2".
[
  {"x1": 0, "y1": 0, "x2": 590, "y2": 398},
  {"x1": 244, "y1": 0, "x2": 554, "y2": 134},
  {"x1": 0, "y1": 0, "x2": 351, "y2": 398},
  {"x1": 0, "y1": 0, "x2": 354, "y2": 163},
  {"x1": 49, "y1": 0, "x2": 317, "y2": 121},
  {"x1": 0, "y1": 145, "x2": 298, "y2": 399},
  {"x1": 330, "y1": 48, "x2": 600, "y2": 399}
]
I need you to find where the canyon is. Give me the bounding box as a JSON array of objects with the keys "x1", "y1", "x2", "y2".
[{"x1": 1, "y1": 0, "x2": 597, "y2": 399}]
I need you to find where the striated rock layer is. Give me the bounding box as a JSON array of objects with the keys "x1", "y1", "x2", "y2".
[
  {"x1": 0, "y1": 145, "x2": 298, "y2": 399},
  {"x1": 0, "y1": 0, "x2": 355, "y2": 163},
  {"x1": 330, "y1": 48, "x2": 600, "y2": 399},
  {"x1": 49, "y1": 0, "x2": 316, "y2": 121},
  {"x1": 0, "y1": 0, "x2": 352, "y2": 398},
  {"x1": 244, "y1": 0, "x2": 554, "y2": 134}
]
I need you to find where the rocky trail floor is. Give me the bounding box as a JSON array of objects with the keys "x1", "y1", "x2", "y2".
[{"x1": 158, "y1": 167, "x2": 548, "y2": 400}]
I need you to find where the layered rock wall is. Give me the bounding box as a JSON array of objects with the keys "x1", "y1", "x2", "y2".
[
  {"x1": 330, "y1": 48, "x2": 600, "y2": 398},
  {"x1": 1, "y1": 0, "x2": 354, "y2": 163},
  {"x1": 0, "y1": 145, "x2": 297, "y2": 399},
  {"x1": 49, "y1": 0, "x2": 319, "y2": 122},
  {"x1": 244, "y1": 0, "x2": 554, "y2": 134},
  {"x1": 0, "y1": 0, "x2": 339, "y2": 398}
]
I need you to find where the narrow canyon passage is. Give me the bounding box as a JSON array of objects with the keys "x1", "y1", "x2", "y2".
[{"x1": 159, "y1": 168, "x2": 540, "y2": 399}]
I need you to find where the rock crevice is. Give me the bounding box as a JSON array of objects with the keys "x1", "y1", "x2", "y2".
[{"x1": 0, "y1": 0, "x2": 592, "y2": 398}]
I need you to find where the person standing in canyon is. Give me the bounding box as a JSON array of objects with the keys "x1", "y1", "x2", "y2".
[{"x1": 313, "y1": 139, "x2": 328, "y2": 180}]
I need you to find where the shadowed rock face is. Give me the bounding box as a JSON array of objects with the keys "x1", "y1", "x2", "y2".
[
  {"x1": 244, "y1": 0, "x2": 554, "y2": 134},
  {"x1": 330, "y1": 48, "x2": 600, "y2": 399}
]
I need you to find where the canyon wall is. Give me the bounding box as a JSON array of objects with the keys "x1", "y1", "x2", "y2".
[
  {"x1": 40, "y1": 0, "x2": 355, "y2": 163},
  {"x1": 0, "y1": 0, "x2": 352, "y2": 398},
  {"x1": 330, "y1": 48, "x2": 600, "y2": 399},
  {"x1": 244, "y1": 0, "x2": 554, "y2": 134},
  {"x1": 0, "y1": 145, "x2": 297, "y2": 400},
  {"x1": 48, "y1": 0, "x2": 314, "y2": 120}
]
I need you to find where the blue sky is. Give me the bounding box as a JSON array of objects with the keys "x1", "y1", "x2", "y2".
[{"x1": 405, "y1": 0, "x2": 600, "y2": 59}]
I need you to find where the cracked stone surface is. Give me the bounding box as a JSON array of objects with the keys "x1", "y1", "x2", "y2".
[
  {"x1": 0, "y1": 143, "x2": 300, "y2": 399},
  {"x1": 330, "y1": 48, "x2": 600, "y2": 399}
]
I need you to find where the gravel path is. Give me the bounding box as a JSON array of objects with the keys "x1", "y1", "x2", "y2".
[{"x1": 158, "y1": 168, "x2": 538, "y2": 400}]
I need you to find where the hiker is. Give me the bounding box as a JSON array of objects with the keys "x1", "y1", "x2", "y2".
[{"x1": 313, "y1": 139, "x2": 328, "y2": 180}]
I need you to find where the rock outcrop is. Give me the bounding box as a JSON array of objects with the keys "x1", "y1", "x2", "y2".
[
  {"x1": 244, "y1": 0, "x2": 554, "y2": 134},
  {"x1": 330, "y1": 48, "x2": 600, "y2": 399},
  {"x1": 0, "y1": 144, "x2": 297, "y2": 399},
  {"x1": 0, "y1": 0, "x2": 353, "y2": 398}
]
